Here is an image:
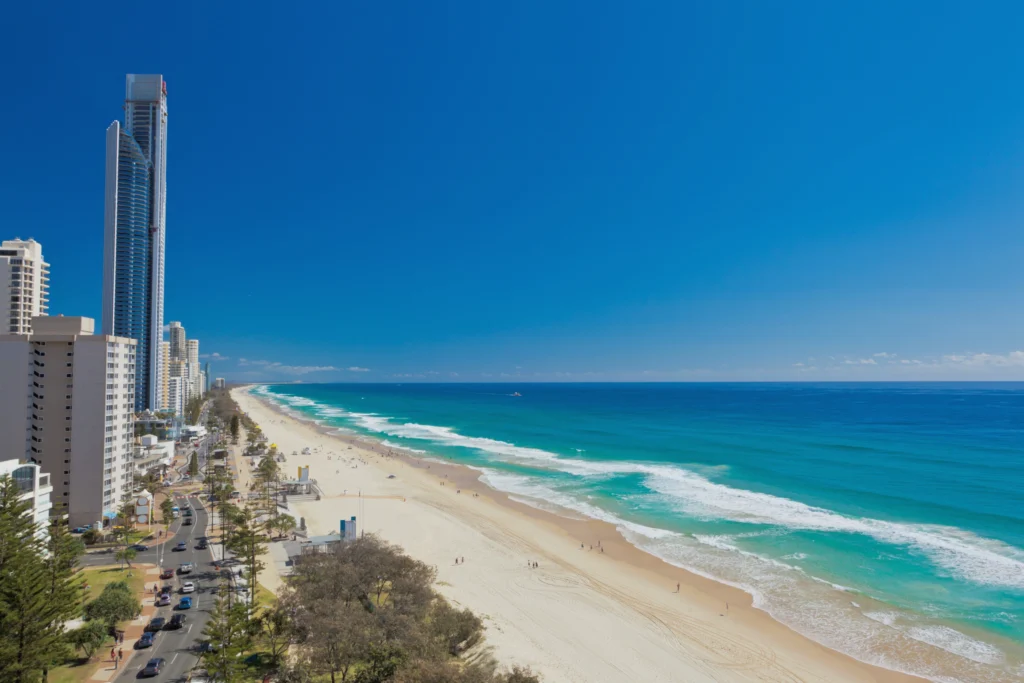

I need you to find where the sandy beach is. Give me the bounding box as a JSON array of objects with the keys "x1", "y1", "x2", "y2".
[{"x1": 233, "y1": 386, "x2": 922, "y2": 683}]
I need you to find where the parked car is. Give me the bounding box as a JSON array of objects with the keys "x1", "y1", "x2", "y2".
[
  {"x1": 179, "y1": 562, "x2": 194, "y2": 574},
  {"x1": 136, "y1": 632, "x2": 155, "y2": 649},
  {"x1": 155, "y1": 594, "x2": 170, "y2": 607},
  {"x1": 160, "y1": 568, "x2": 174, "y2": 580},
  {"x1": 178, "y1": 596, "x2": 193, "y2": 610},
  {"x1": 173, "y1": 541, "x2": 187, "y2": 552},
  {"x1": 167, "y1": 614, "x2": 186, "y2": 629},
  {"x1": 140, "y1": 657, "x2": 165, "y2": 677},
  {"x1": 181, "y1": 581, "x2": 195, "y2": 593},
  {"x1": 160, "y1": 585, "x2": 174, "y2": 596},
  {"x1": 145, "y1": 617, "x2": 166, "y2": 632},
  {"x1": 71, "y1": 526, "x2": 89, "y2": 534}
]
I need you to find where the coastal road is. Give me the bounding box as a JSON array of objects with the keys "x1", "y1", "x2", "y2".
[{"x1": 83, "y1": 492, "x2": 216, "y2": 681}]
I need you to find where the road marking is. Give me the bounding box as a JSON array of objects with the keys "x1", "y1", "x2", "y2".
[{"x1": 171, "y1": 653, "x2": 178, "y2": 664}]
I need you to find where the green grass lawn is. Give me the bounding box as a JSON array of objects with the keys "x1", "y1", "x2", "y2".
[
  {"x1": 49, "y1": 566, "x2": 147, "y2": 682},
  {"x1": 79, "y1": 565, "x2": 145, "y2": 602}
]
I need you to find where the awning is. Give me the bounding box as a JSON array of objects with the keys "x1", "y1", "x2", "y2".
[{"x1": 103, "y1": 510, "x2": 118, "y2": 519}]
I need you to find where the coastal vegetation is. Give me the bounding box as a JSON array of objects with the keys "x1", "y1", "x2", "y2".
[
  {"x1": 0, "y1": 476, "x2": 147, "y2": 682},
  {"x1": 270, "y1": 535, "x2": 539, "y2": 683}
]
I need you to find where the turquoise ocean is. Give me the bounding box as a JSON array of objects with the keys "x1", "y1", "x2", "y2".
[{"x1": 253, "y1": 382, "x2": 1024, "y2": 682}]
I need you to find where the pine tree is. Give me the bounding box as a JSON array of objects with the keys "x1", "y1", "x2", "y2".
[
  {"x1": 202, "y1": 591, "x2": 251, "y2": 682},
  {"x1": 0, "y1": 476, "x2": 79, "y2": 682},
  {"x1": 226, "y1": 507, "x2": 267, "y2": 607}
]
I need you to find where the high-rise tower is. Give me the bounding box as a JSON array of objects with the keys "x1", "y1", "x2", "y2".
[{"x1": 101, "y1": 74, "x2": 168, "y2": 412}]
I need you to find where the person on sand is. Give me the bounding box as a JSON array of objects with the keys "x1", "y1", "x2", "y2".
[{"x1": 676, "y1": 582, "x2": 680, "y2": 593}]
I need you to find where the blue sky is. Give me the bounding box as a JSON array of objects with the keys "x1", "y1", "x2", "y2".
[{"x1": 3, "y1": 2, "x2": 1024, "y2": 381}]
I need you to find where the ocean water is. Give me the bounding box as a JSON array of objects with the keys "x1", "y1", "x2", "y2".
[{"x1": 253, "y1": 382, "x2": 1024, "y2": 682}]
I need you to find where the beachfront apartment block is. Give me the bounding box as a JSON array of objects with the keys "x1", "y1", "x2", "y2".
[
  {"x1": 1, "y1": 238, "x2": 50, "y2": 335},
  {"x1": 169, "y1": 321, "x2": 185, "y2": 361},
  {"x1": 102, "y1": 74, "x2": 168, "y2": 412},
  {"x1": 214, "y1": 377, "x2": 226, "y2": 389},
  {"x1": 158, "y1": 340, "x2": 170, "y2": 411},
  {"x1": 166, "y1": 376, "x2": 185, "y2": 417},
  {"x1": 0, "y1": 459, "x2": 53, "y2": 543},
  {"x1": 0, "y1": 316, "x2": 136, "y2": 528}
]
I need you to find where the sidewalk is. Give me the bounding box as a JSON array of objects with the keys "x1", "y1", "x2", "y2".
[{"x1": 86, "y1": 564, "x2": 161, "y2": 682}]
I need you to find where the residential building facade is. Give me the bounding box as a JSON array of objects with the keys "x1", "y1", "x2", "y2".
[
  {"x1": 1, "y1": 238, "x2": 50, "y2": 335},
  {"x1": 101, "y1": 74, "x2": 168, "y2": 412},
  {"x1": 0, "y1": 459, "x2": 52, "y2": 543},
  {"x1": 0, "y1": 316, "x2": 136, "y2": 527}
]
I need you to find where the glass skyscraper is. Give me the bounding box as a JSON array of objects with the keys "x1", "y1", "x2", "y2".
[{"x1": 101, "y1": 74, "x2": 168, "y2": 412}]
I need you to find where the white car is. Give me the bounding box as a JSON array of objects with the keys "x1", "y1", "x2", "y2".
[{"x1": 181, "y1": 581, "x2": 196, "y2": 593}]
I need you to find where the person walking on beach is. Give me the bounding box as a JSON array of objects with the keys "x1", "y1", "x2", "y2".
[{"x1": 676, "y1": 582, "x2": 680, "y2": 593}]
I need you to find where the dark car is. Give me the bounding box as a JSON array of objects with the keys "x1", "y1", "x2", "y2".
[
  {"x1": 183, "y1": 517, "x2": 193, "y2": 526},
  {"x1": 173, "y1": 541, "x2": 187, "y2": 552},
  {"x1": 130, "y1": 544, "x2": 149, "y2": 551},
  {"x1": 196, "y1": 538, "x2": 208, "y2": 549},
  {"x1": 140, "y1": 657, "x2": 165, "y2": 677},
  {"x1": 159, "y1": 567, "x2": 174, "y2": 580},
  {"x1": 135, "y1": 632, "x2": 155, "y2": 649},
  {"x1": 167, "y1": 613, "x2": 186, "y2": 629},
  {"x1": 145, "y1": 617, "x2": 166, "y2": 632}
]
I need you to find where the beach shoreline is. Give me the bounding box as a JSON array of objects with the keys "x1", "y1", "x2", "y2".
[{"x1": 234, "y1": 385, "x2": 926, "y2": 683}]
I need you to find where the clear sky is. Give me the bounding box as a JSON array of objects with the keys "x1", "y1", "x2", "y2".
[{"x1": 3, "y1": 2, "x2": 1024, "y2": 381}]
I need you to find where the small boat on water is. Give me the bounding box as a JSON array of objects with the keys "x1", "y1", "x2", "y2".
[{"x1": 511, "y1": 392, "x2": 522, "y2": 397}]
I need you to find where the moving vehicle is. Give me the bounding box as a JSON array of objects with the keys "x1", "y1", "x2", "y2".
[
  {"x1": 196, "y1": 538, "x2": 208, "y2": 549},
  {"x1": 159, "y1": 568, "x2": 174, "y2": 580},
  {"x1": 183, "y1": 517, "x2": 193, "y2": 526},
  {"x1": 181, "y1": 581, "x2": 195, "y2": 593},
  {"x1": 145, "y1": 617, "x2": 166, "y2": 632},
  {"x1": 167, "y1": 614, "x2": 186, "y2": 629},
  {"x1": 179, "y1": 562, "x2": 194, "y2": 574},
  {"x1": 178, "y1": 596, "x2": 193, "y2": 610},
  {"x1": 173, "y1": 541, "x2": 187, "y2": 551},
  {"x1": 140, "y1": 658, "x2": 165, "y2": 677},
  {"x1": 130, "y1": 544, "x2": 149, "y2": 551},
  {"x1": 136, "y1": 632, "x2": 155, "y2": 649}
]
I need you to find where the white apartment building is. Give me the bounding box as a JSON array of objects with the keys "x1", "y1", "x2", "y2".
[
  {"x1": 0, "y1": 316, "x2": 135, "y2": 527},
  {"x1": 1, "y1": 238, "x2": 50, "y2": 335},
  {"x1": 166, "y1": 376, "x2": 185, "y2": 417},
  {"x1": 186, "y1": 338, "x2": 203, "y2": 400},
  {"x1": 214, "y1": 377, "x2": 226, "y2": 389},
  {"x1": 0, "y1": 459, "x2": 53, "y2": 543},
  {"x1": 168, "y1": 321, "x2": 185, "y2": 361},
  {"x1": 158, "y1": 340, "x2": 170, "y2": 411}
]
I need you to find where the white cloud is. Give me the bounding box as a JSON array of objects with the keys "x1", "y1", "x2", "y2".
[
  {"x1": 236, "y1": 358, "x2": 338, "y2": 375},
  {"x1": 939, "y1": 351, "x2": 1024, "y2": 368},
  {"x1": 843, "y1": 358, "x2": 877, "y2": 365},
  {"x1": 347, "y1": 366, "x2": 370, "y2": 372},
  {"x1": 792, "y1": 362, "x2": 805, "y2": 367},
  {"x1": 873, "y1": 352, "x2": 895, "y2": 358},
  {"x1": 199, "y1": 352, "x2": 229, "y2": 361}
]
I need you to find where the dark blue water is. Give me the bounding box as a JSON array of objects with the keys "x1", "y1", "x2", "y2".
[{"x1": 255, "y1": 383, "x2": 1024, "y2": 682}]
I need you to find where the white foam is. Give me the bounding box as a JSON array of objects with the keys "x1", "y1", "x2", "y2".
[
  {"x1": 905, "y1": 626, "x2": 1004, "y2": 665},
  {"x1": 268, "y1": 403, "x2": 1024, "y2": 592},
  {"x1": 381, "y1": 440, "x2": 426, "y2": 454},
  {"x1": 864, "y1": 611, "x2": 900, "y2": 627}
]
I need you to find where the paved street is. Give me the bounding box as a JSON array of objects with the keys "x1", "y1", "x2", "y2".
[{"x1": 94, "y1": 492, "x2": 217, "y2": 681}]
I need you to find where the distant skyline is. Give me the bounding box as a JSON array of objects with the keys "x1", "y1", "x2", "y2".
[{"x1": 3, "y1": 3, "x2": 1024, "y2": 381}]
